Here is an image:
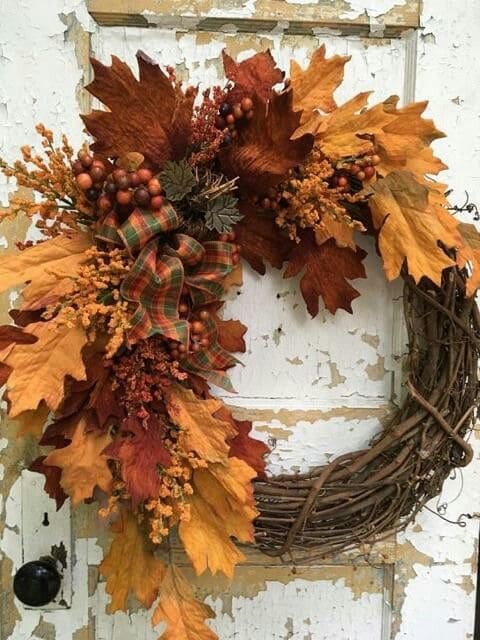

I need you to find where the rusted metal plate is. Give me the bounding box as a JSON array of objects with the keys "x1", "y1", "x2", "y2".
[{"x1": 87, "y1": 0, "x2": 421, "y2": 37}]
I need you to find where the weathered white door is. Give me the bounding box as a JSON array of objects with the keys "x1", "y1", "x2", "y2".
[{"x1": 1, "y1": 1, "x2": 479, "y2": 639}]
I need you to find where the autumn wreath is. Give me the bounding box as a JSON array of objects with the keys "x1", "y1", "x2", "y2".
[{"x1": 1, "y1": 46, "x2": 479, "y2": 638}]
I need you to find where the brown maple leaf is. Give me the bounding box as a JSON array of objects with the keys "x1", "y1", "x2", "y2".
[
  {"x1": 284, "y1": 232, "x2": 367, "y2": 316},
  {"x1": 82, "y1": 51, "x2": 194, "y2": 168},
  {"x1": 219, "y1": 91, "x2": 313, "y2": 195},
  {"x1": 234, "y1": 203, "x2": 294, "y2": 275},
  {"x1": 104, "y1": 416, "x2": 171, "y2": 508},
  {"x1": 29, "y1": 456, "x2": 67, "y2": 510},
  {"x1": 15, "y1": 403, "x2": 50, "y2": 438},
  {"x1": 222, "y1": 49, "x2": 284, "y2": 103},
  {"x1": 152, "y1": 564, "x2": 216, "y2": 640},
  {"x1": 0, "y1": 325, "x2": 38, "y2": 351},
  {"x1": 101, "y1": 511, "x2": 166, "y2": 613},
  {"x1": 290, "y1": 44, "x2": 350, "y2": 121}
]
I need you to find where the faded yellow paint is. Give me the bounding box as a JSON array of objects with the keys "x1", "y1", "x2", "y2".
[{"x1": 230, "y1": 404, "x2": 390, "y2": 426}]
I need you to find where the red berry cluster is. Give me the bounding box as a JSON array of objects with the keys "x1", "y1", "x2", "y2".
[
  {"x1": 215, "y1": 97, "x2": 254, "y2": 144},
  {"x1": 73, "y1": 150, "x2": 165, "y2": 218},
  {"x1": 332, "y1": 154, "x2": 381, "y2": 192},
  {"x1": 167, "y1": 309, "x2": 211, "y2": 358}
]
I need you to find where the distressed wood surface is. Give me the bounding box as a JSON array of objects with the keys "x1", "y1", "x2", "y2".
[{"x1": 0, "y1": 0, "x2": 479, "y2": 638}]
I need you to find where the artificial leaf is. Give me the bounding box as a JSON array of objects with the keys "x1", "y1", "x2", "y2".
[
  {"x1": 86, "y1": 360, "x2": 122, "y2": 429},
  {"x1": 44, "y1": 415, "x2": 112, "y2": 505},
  {"x1": 179, "y1": 457, "x2": 257, "y2": 578},
  {"x1": 222, "y1": 263, "x2": 243, "y2": 292},
  {"x1": 314, "y1": 212, "x2": 357, "y2": 250},
  {"x1": 457, "y1": 222, "x2": 480, "y2": 296},
  {"x1": 214, "y1": 315, "x2": 247, "y2": 354},
  {"x1": 116, "y1": 152, "x2": 145, "y2": 172},
  {"x1": 83, "y1": 51, "x2": 194, "y2": 168},
  {"x1": 100, "y1": 511, "x2": 165, "y2": 612},
  {"x1": 0, "y1": 321, "x2": 88, "y2": 417},
  {"x1": 284, "y1": 233, "x2": 367, "y2": 316},
  {"x1": 29, "y1": 456, "x2": 67, "y2": 510},
  {"x1": 9, "y1": 308, "x2": 44, "y2": 327},
  {"x1": 222, "y1": 49, "x2": 283, "y2": 103},
  {"x1": 219, "y1": 91, "x2": 313, "y2": 195},
  {"x1": 0, "y1": 325, "x2": 38, "y2": 351},
  {"x1": 234, "y1": 204, "x2": 294, "y2": 275},
  {"x1": 152, "y1": 564, "x2": 216, "y2": 640},
  {"x1": 290, "y1": 45, "x2": 350, "y2": 120},
  {"x1": 164, "y1": 384, "x2": 236, "y2": 463},
  {"x1": 160, "y1": 160, "x2": 196, "y2": 201},
  {"x1": 204, "y1": 195, "x2": 243, "y2": 234},
  {"x1": 369, "y1": 171, "x2": 461, "y2": 284},
  {"x1": 0, "y1": 232, "x2": 91, "y2": 296},
  {"x1": 15, "y1": 403, "x2": 50, "y2": 438},
  {"x1": 104, "y1": 416, "x2": 171, "y2": 507}
]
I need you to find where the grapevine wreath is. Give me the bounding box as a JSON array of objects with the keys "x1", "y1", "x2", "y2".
[{"x1": 1, "y1": 45, "x2": 480, "y2": 637}]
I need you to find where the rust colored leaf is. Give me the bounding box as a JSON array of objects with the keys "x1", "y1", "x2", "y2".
[
  {"x1": 213, "y1": 312, "x2": 246, "y2": 354},
  {"x1": 104, "y1": 416, "x2": 171, "y2": 508},
  {"x1": 290, "y1": 45, "x2": 350, "y2": 121},
  {"x1": 0, "y1": 321, "x2": 88, "y2": 418},
  {"x1": 284, "y1": 233, "x2": 367, "y2": 316},
  {"x1": 9, "y1": 308, "x2": 45, "y2": 327},
  {"x1": 101, "y1": 511, "x2": 166, "y2": 613},
  {"x1": 223, "y1": 49, "x2": 283, "y2": 103},
  {"x1": 457, "y1": 222, "x2": 480, "y2": 297},
  {"x1": 15, "y1": 403, "x2": 50, "y2": 438},
  {"x1": 44, "y1": 415, "x2": 112, "y2": 505},
  {"x1": 179, "y1": 457, "x2": 257, "y2": 578},
  {"x1": 83, "y1": 51, "x2": 194, "y2": 168},
  {"x1": 164, "y1": 384, "x2": 236, "y2": 464},
  {"x1": 86, "y1": 359, "x2": 122, "y2": 429},
  {"x1": 0, "y1": 325, "x2": 38, "y2": 351},
  {"x1": 220, "y1": 91, "x2": 313, "y2": 195},
  {"x1": 234, "y1": 204, "x2": 294, "y2": 275},
  {"x1": 152, "y1": 564, "x2": 216, "y2": 640},
  {"x1": 369, "y1": 171, "x2": 461, "y2": 285},
  {"x1": 29, "y1": 456, "x2": 67, "y2": 510},
  {"x1": 228, "y1": 419, "x2": 269, "y2": 479}
]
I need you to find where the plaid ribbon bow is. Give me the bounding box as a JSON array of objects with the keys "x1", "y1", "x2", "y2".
[{"x1": 96, "y1": 204, "x2": 237, "y2": 349}]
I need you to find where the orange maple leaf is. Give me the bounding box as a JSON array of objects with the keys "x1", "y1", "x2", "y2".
[
  {"x1": 284, "y1": 233, "x2": 367, "y2": 316},
  {"x1": 100, "y1": 511, "x2": 166, "y2": 612},
  {"x1": 164, "y1": 384, "x2": 236, "y2": 464},
  {"x1": 290, "y1": 44, "x2": 350, "y2": 121},
  {"x1": 83, "y1": 51, "x2": 195, "y2": 168},
  {"x1": 222, "y1": 49, "x2": 283, "y2": 103},
  {"x1": 0, "y1": 321, "x2": 88, "y2": 417},
  {"x1": 458, "y1": 222, "x2": 480, "y2": 297},
  {"x1": 152, "y1": 565, "x2": 216, "y2": 640},
  {"x1": 179, "y1": 457, "x2": 257, "y2": 578},
  {"x1": 44, "y1": 415, "x2": 112, "y2": 505},
  {"x1": 369, "y1": 171, "x2": 462, "y2": 285}
]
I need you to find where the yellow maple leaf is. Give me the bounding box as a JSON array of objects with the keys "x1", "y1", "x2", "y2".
[
  {"x1": 290, "y1": 45, "x2": 350, "y2": 122},
  {"x1": 100, "y1": 511, "x2": 166, "y2": 613},
  {"x1": 458, "y1": 222, "x2": 480, "y2": 297},
  {"x1": 369, "y1": 171, "x2": 462, "y2": 285},
  {"x1": 15, "y1": 402, "x2": 50, "y2": 438},
  {"x1": 179, "y1": 457, "x2": 257, "y2": 578},
  {"x1": 0, "y1": 232, "x2": 91, "y2": 297},
  {"x1": 0, "y1": 321, "x2": 88, "y2": 417},
  {"x1": 164, "y1": 384, "x2": 236, "y2": 464},
  {"x1": 314, "y1": 212, "x2": 356, "y2": 249},
  {"x1": 44, "y1": 415, "x2": 112, "y2": 505},
  {"x1": 152, "y1": 564, "x2": 216, "y2": 640}
]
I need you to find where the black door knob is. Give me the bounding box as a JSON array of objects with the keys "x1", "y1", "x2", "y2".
[{"x1": 13, "y1": 557, "x2": 62, "y2": 606}]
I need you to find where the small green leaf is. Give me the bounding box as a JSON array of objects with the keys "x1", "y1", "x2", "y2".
[
  {"x1": 204, "y1": 195, "x2": 244, "y2": 233},
  {"x1": 160, "y1": 160, "x2": 196, "y2": 201}
]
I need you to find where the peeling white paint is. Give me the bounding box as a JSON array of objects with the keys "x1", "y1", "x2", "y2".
[{"x1": 340, "y1": 0, "x2": 406, "y2": 21}]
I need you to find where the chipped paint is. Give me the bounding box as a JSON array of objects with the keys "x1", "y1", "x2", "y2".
[{"x1": 1, "y1": 0, "x2": 479, "y2": 638}]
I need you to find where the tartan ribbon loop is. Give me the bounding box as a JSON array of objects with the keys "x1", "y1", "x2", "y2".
[
  {"x1": 95, "y1": 210, "x2": 123, "y2": 245},
  {"x1": 166, "y1": 233, "x2": 206, "y2": 266},
  {"x1": 118, "y1": 204, "x2": 182, "y2": 255},
  {"x1": 185, "y1": 241, "x2": 236, "y2": 307},
  {"x1": 120, "y1": 238, "x2": 189, "y2": 345}
]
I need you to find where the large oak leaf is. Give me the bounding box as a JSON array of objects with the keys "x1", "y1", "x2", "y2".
[
  {"x1": 104, "y1": 416, "x2": 171, "y2": 508},
  {"x1": 29, "y1": 456, "x2": 68, "y2": 510},
  {"x1": 223, "y1": 49, "x2": 283, "y2": 103},
  {"x1": 290, "y1": 45, "x2": 350, "y2": 121},
  {"x1": 284, "y1": 233, "x2": 367, "y2": 316},
  {"x1": 0, "y1": 321, "x2": 88, "y2": 417},
  {"x1": 83, "y1": 51, "x2": 194, "y2": 168},
  {"x1": 164, "y1": 384, "x2": 236, "y2": 464},
  {"x1": 369, "y1": 171, "x2": 461, "y2": 285},
  {"x1": 179, "y1": 457, "x2": 257, "y2": 578},
  {"x1": 100, "y1": 512, "x2": 166, "y2": 612},
  {"x1": 152, "y1": 565, "x2": 216, "y2": 640},
  {"x1": 219, "y1": 91, "x2": 313, "y2": 195},
  {"x1": 44, "y1": 415, "x2": 112, "y2": 505}
]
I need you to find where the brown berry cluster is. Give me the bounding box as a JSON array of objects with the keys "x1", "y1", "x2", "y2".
[
  {"x1": 215, "y1": 97, "x2": 254, "y2": 144},
  {"x1": 167, "y1": 309, "x2": 212, "y2": 358},
  {"x1": 332, "y1": 154, "x2": 381, "y2": 192},
  {"x1": 73, "y1": 150, "x2": 165, "y2": 220},
  {"x1": 254, "y1": 188, "x2": 290, "y2": 212}
]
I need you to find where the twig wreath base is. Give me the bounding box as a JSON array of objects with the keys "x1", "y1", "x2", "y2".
[{"x1": 254, "y1": 266, "x2": 480, "y2": 558}]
